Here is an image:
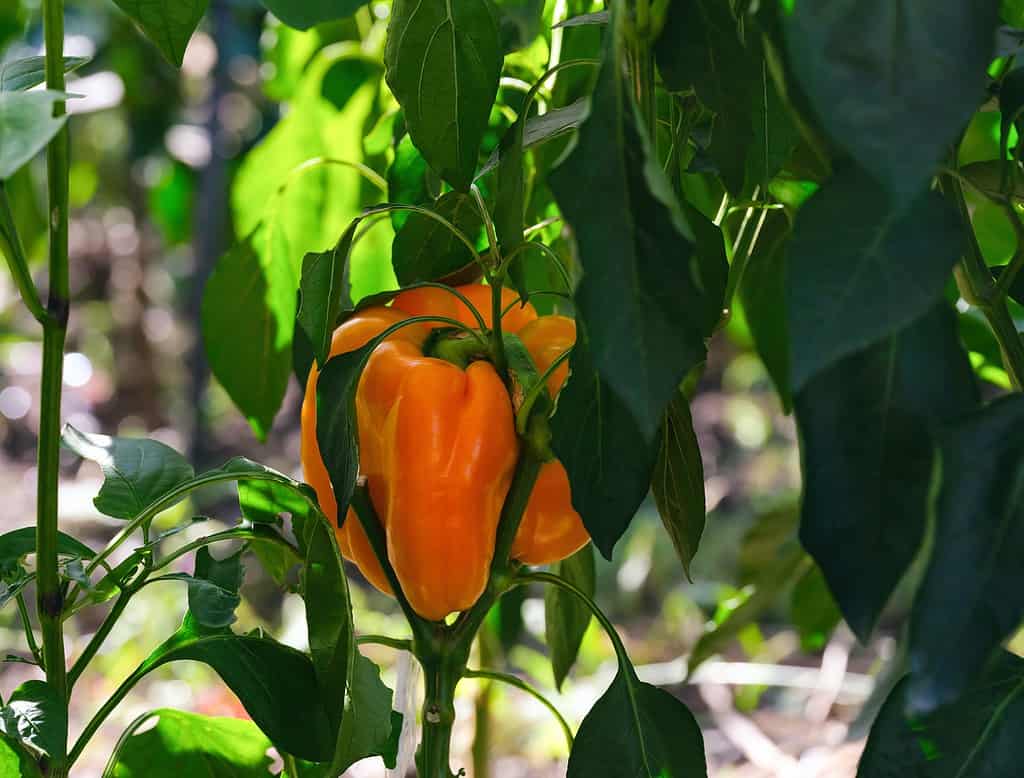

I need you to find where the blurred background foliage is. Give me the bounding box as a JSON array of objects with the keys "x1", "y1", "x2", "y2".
[{"x1": 0, "y1": 0, "x2": 970, "y2": 775}]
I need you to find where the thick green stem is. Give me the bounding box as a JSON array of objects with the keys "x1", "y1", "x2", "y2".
[
  {"x1": 417, "y1": 657, "x2": 463, "y2": 778},
  {"x1": 38, "y1": 1, "x2": 70, "y2": 773}
]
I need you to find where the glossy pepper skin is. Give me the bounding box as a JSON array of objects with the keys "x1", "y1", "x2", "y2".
[{"x1": 301, "y1": 284, "x2": 589, "y2": 621}]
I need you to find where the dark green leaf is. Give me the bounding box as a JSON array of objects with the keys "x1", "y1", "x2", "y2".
[
  {"x1": 550, "y1": 324, "x2": 659, "y2": 558},
  {"x1": 790, "y1": 563, "x2": 842, "y2": 652},
  {"x1": 544, "y1": 545, "x2": 595, "y2": 690},
  {"x1": 392, "y1": 192, "x2": 483, "y2": 285},
  {"x1": 0, "y1": 681, "x2": 65, "y2": 762},
  {"x1": 188, "y1": 547, "x2": 244, "y2": 630},
  {"x1": 568, "y1": 671, "x2": 706, "y2": 778},
  {"x1": 494, "y1": 0, "x2": 545, "y2": 51},
  {"x1": 259, "y1": 0, "x2": 363, "y2": 31},
  {"x1": 738, "y1": 208, "x2": 791, "y2": 409},
  {"x1": 494, "y1": 118, "x2": 527, "y2": 296},
  {"x1": 796, "y1": 303, "x2": 978, "y2": 641},
  {"x1": 111, "y1": 0, "x2": 207, "y2": 66},
  {"x1": 787, "y1": 166, "x2": 964, "y2": 391},
  {"x1": 550, "y1": 18, "x2": 709, "y2": 444},
  {"x1": 202, "y1": 228, "x2": 297, "y2": 441},
  {"x1": 109, "y1": 709, "x2": 275, "y2": 777},
  {"x1": 554, "y1": 11, "x2": 608, "y2": 28},
  {"x1": 384, "y1": 0, "x2": 502, "y2": 190},
  {"x1": 655, "y1": 0, "x2": 755, "y2": 194},
  {"x1": 0, "y1": 56, "x2": 88, "y2": 92},
  {"x1": 1004, "y1": 0, "x2": 1024, "y2": 26},
  {"x1": 784, "y1": 0, "x2": 998, "y2": 204},
  {"x1": 298, "y1": 224, "x2": 356, "y2": 369},
  {"x1": 651, "y1": 393, "x2": 705, "y2": 581},
  {"x1": 478, "y1": 97, "x2": 591, "y2": 178},
  {"x1": 331, "y1": 653, "x2": 401, "y2": 771},
  {"x1": 0, "y1": 91, "x2": 67, "y2": 181},
  {"x1": 908, "y1": 394, "x2": 1024, "y2": 714},
  {"x1": 62, "y1": 426, "x2": 195, "y2": 520},
  {"x1": 138, "y1": 615, "x2": 334, "y2": 760},
  {"x1": 0, "y1": 528, "x2": 95, "y2": 574},
  {"x1": 858, "y1": 652, "x2": 1024, "y2": 777},
  {"x1": 746, "y1": 60, "x2": 799, "y2": 191},
  {"x1": 992, "y1": 262, "x2": 1024, "y2": 306}
]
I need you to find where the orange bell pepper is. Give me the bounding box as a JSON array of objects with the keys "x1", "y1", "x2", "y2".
[{"x1": 301, "y1": 284, "x2": 589, "y2": 621}]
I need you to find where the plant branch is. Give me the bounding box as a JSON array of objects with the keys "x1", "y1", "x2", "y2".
[
  {"x1": 38, "y1": 1, "x2": 71, "y2": 773},
  {"x1": 947, "y1": 174, "x2": 1024, "y2": 389},
  {"x1": 356, "y1": 634, "x2": 413, "y2": 652},
  {"x1": 0, "y1": 184, "x2": 49, "y2": 325},
  {"x1": 16, "y1": 592, "x2": 44, "y2": 668},
  {"x1": 464, "y1": 668, "x2": 574, "y2": 750},
  {"x1": 67, "y1": 589, "x2": 133, "y2": 690}
]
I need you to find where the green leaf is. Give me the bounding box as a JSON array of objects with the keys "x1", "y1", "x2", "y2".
[
  {"x1": 0, "y1": 56, "x2": 88, "y2": 92},
  {"x1": 61, "y1": 426, "x2": 195, "y2": 520},
  {"x1": 259, "y1": 0, "x2": 363, "y2": 31},
  {"x1": 858, "y1": 652, "x2": 1024, "y2": 778},
  {"x1": 493, "y1": 119, "x2": 527, "y2": 296},
  {"x1": 1004, "y1": 0, "x2": 1024, "y2": 26},
  {"x1": 550, "y1": 323, "x2": 659, "y2": 558},
  {"x1": 0, "y1": 681, "x2": 65, "y2": 762},
  {"x1": 298, "y1": 225, "x2": 355, "y2": 369},
  {"x1": 908, "y1": 394, "x2": 1024, "y2": 714},
  {"x1": 786, "y1": 166, "x2": 965, "y2": 391},
  {"x1": 738, "y1": 208, "x2": 792, "y2": 409},
  {"x1": 0, "y1": 91, "x2": 67, "y2": 181},
  {"x1": 550, "y1": 21, "x2": 711, "y2": 445},
  {"x1": 795, "y1": 303, "x2": 978, "y2": 641},
  {"x1": 494, "y1": 0, "x2": 545, "y2": 52},
  {"x1": 202, "y1": 228, "x2": 297, "y2": 441},
  {"x1": 384, "y1": 0, "x2": 503, "y2": 190},
  {"x1": 790, "y1": 563, "x2": 841, "y2": 652},
  {"x1": 238, "y1": 477, "x2": 315, "y2": 526},
  {"x1": 109, "y1": 709, "x2": 275, "y2": 777},
  {"x1": 651, "y1": 393, "x2": 705, "y2": 581},
  {"x1": 784, "y1": 0, "x2": 998, "y2": 205},
  {"x1": 554, "y1": 11, "x2": 608, "y2": 28},
  {"x1": 746, "y1": 60, "x2": 799, "y2": 191},
  {"x1": 187, "y1": 547, "x2": 244, "y2": 630},
  {"x1": 111, "y1": 0, "x2": 207, "y2": 66},
  {"x1": 477, "y1": 97, "x2": 591, "y2": 178},
  {"x1": 392, "y1": 192, "x2": 483, "y2": 285},
  {"x1": 568, "y1": 670, "x2": 706, "y2": 778},
  {"x1": 0, "y1": 528, "x2": 94, "y2": 575},
  {"x1": 544, "y1": 545, "x2": 595, "y2": 690},
  {"x1": 303, "y1": 506, "x2": 399, "y2": 772},
  {"x1": 137, "y1": 614, "x2": 334, "y2": 760},
  {"x1": 992, "y1": 262, "x2": 1024, "y2": 307},
  {"x1": 0, "y1": 733, "x2": 41, "y2": 778},
  {"x1": 655, "y1": 0, "x2": 756, "y2": 194}
]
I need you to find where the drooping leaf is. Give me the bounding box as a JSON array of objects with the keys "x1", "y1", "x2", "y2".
[
  {"x1": 298, "y1": 223, "x2": 356, "y2": 369},
  {"x1": 108, "y1": 709, "x2": 274, "y2": 777},
  {"x1": 550, "y1": 14, "x2": 710, "y2": 445},
  {"x1": 568, "y1": 670, "x2": 706, "y2": 778},
  {"x1": 331, "y1": 653, "x2": 401, "y2": 772},
  {"x1": 384, "y1": 0, "x2": 503, "y2": 190},
  {"x1": 738, "y1": 208, "x2": 792, "y2": 409},
  {"x1": 136, "y1": 614, "x2": 334, "y2": 761},
  {"x1": 554, "y1": 11, "x2": 609, "y2": 28},
  {"x1": 858, "y1": 652, "x2": 1024, "y2": 777},
  {"x1": 550, "y1": 323, "x2": 660, "y2": 558},
  {"x1": 259, "y1": 0, "x2": 363, "y2": 31},
  {"x1": 0, "y1": 91, "x2": 67, "y2": 181},
  {"x1": 655, "y1": 0, "x2": 756, "y2": 194},
  {"x1": 796, "y1": 303, "x2": 979, "y2": 642},
  {"x1": 202, "y1": 228, "x2": 297, "y2": 441},
  {"x1": 61, "y1": 426, "x2": 195, "y2": 520},
  {"x1": 187, "y1": 547, "x2": 244, "y2": 630},
  {"x1": 784, "y1": 0, "x2": 998, "y2": 205},
  {"x1": 544, "y1": 545, "x2": 595, "y2": 690},
  {"x1": 786, "y1": 165, "x2": 965, "y2": 391},
  {"x1": 0, "y1": 56, "x2": 88, "y2": 92},
  {"x1": 651, "y1": 393, "x2": 705, "y2": 581},
  {"x1": 0, "y1": 681, "x2": 65, "y2": 762},
  {"x1": 477, "y1": 97, "x2": 591, "y2": 177},
  {"x1": 391, "y1": 192, "x2": 483, "y2": 285},
  {"x1": 111, "y1": 0, "x2": 208, "y2": 66},
  {"x1": 908, "y1": 394, "x2": 1024, "y2": 714}
]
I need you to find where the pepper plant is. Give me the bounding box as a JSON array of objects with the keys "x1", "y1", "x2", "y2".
[{"x1": 4, "y1": 0, "x2": 1024, "y2": 776}]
